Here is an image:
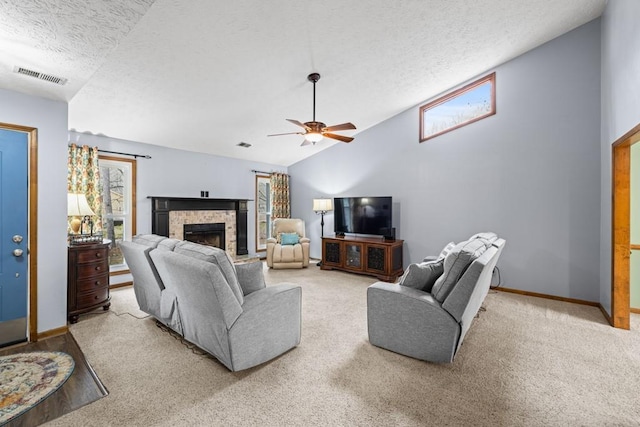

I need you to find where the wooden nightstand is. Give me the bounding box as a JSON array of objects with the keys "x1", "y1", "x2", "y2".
[{"x1": 67, "y1": 241, "x2": 111, "y2": 323}]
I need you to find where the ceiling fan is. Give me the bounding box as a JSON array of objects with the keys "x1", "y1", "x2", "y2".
[{"x1": 268, "y1": 73, "x2": 356, "y2": 146}]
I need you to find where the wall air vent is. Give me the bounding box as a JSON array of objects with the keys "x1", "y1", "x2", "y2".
[
  {"x1": 237, "y1": 142, "x2": 252, "y2": 148},
  {"x1": 13, "y1": 66, "x2": 67, "y2": 85}
]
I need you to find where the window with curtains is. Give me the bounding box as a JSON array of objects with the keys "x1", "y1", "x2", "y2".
[
  {"x1": 255, "y1": 174, "x2": 271, "y2": 252},
  {"x1": 68, "y1": 145, "x2": 137, "y2": 274},
  {"x1": 255, "y1": 172, "x2": 290, "y2": 252},
  {"x1": 99, "y1": 156, "x2": 136, "y2": 273}
]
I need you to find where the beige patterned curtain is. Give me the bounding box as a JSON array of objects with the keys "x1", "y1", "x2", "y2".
[
  {"x1": 270, "y1": 172, "x2": 290, "y2": 219},
  {"x1": 67, "y1": 144, "x2": 102, "y2": 234}
]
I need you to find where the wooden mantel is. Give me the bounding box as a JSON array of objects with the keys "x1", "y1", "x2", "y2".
[{"x1": 148, "y1": 196, "x2": 251, "y2": 256}]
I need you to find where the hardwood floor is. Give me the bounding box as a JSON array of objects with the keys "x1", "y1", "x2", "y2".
[{"x1": 0, "y1": 332, "x2": 108, "y2": 426}]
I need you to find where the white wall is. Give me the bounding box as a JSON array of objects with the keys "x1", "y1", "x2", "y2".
[
  {"x1": 0, "y1": 88, "x2": 69, "y2": 333},
  {"x1": 599, "y1": 0, "x2": 640, "y2": 315},
  {"x1": 69, "y1": 131, "x2": 287, "y2": 259},
  {"x1": 290, "y1": 19, "x2": 602, "y2": 302}
]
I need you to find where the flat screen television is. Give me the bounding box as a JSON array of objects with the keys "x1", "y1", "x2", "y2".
[{"x1": 333, "y1": 196, "x2": 392, "y2": 236}]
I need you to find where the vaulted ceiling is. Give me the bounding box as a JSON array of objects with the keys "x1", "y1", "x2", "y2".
[{"x1": 0, "y1": 0, "x2": 606, "y2": 166}]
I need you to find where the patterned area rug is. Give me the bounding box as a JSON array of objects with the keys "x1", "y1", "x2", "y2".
[{"x1": 0, "y1": 351, "x2": 75, "y2": 424}]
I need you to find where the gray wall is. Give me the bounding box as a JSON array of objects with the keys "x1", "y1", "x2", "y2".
[
  {"x1": 0, "y1": 88, "x2": 69, "y2": 333},
  {"x1": 290, "y1": 19, "x2": 602, "y2": 302},
  {"x1": 599, "y1": 0, "x2": 640, "y2": 315},
  {"x1": 70, "y1": 131, "x2": 287, "y2": 259}
]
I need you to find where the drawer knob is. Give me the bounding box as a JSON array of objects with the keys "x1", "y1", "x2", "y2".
[
  {"x1": 95, "y1": 266, "x2": 101, "y2": 271},
  {"x1": 95, "y1": 281, "x2": 101, "y2": 286},
  {"x1": 95, "y1": 252, "x2": 102, "y2": 258},
  {"x1": 94, "y1": 295, "x2": 99, "y2": 300}
]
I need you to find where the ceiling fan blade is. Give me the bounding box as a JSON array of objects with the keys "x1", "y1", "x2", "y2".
[
  {"x1": 300, "y1": 139, "x2": 312, "y2": 146},
  {"x1": 268, "y1": 131, "x2": 304, "y2": 137},
  {"x1": 323, "y1": 122, "x2": 356, "y2": 132},
  {"x1": 286, "y1": 119, "x2": 310, "y2": 130},
  {"x1": 323, "y1": 132, "x2": 354, "y2": 143}
]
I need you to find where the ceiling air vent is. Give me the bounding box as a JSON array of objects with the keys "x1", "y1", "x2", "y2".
[
  {"x1": 13, "y1": 66, "x2": 67, "y2": 85},
  {"x1": 237, "y1": 142, "x2": 252, "y2": 148}
]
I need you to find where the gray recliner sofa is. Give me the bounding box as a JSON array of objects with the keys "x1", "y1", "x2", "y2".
[
  {"x1": 120, "y1": 235, "x2": 183, "y2": 333},
  {"x1": 121, "y1": 235, "x2": 302, "y2": 371},
  {"x1": 367, "y1": 233, "x2": 505, "y2": 363}
]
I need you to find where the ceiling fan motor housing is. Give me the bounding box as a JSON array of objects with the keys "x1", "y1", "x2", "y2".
[{"x1": 304, "y1": 121, "x2": 326, "y2": 132}]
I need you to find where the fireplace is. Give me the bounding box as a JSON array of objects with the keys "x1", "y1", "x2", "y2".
[
  {"x1": 149, "y1": 197, "x2": 249, "y2": 256},
  {"x1": 184, "y1": 223, "x2": 225, "y2": 250}
]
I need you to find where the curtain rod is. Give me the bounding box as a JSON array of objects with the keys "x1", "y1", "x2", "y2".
[
  {"x1": 98, "y1": 149, "x2": 152, "y2": 159},
  {"x1": 252, "y1": 170, "x2": 288, "y2": 175}
]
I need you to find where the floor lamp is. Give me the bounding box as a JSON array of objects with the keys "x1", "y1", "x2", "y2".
[{"x1": 313, "y1": 198, "x2": 333, "y2": 266}]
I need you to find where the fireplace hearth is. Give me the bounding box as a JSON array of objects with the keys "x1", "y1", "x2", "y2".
[{"x1": 184, "y1": 223, "x2": 225, "y2": 250}]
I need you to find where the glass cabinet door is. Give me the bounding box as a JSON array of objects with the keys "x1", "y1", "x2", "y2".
[{"x1": 345, "y1": 243, "x2": 363, "y2": 270}]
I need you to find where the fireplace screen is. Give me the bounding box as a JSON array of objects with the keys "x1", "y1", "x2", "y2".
[{"x1": 184, "y1": 223, "x2": 225, "y2": 250}]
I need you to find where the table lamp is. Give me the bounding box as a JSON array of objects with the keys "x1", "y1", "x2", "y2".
[{"x1": 67, "y1": 193, "x2": 95, "y2": 234}]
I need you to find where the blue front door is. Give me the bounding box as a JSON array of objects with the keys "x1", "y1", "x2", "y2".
[{"x1": 0, "y1": 128, "x2": 28, "y2": 347}]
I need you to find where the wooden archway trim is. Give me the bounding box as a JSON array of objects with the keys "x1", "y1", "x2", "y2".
[
  {"x1": 611, "y1": 122, "x2": 640, "y2": 330},
  {"x1": 0, "y1": 122, "x2": 38, "y2": 341}
]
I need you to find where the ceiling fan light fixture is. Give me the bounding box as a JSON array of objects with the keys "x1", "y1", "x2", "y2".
[
  {"x1": 268, "y1": 72, "x2": 356, "y2": 145},
  {"x1": 305, "y1": 132, "x2": 323, "y2": 143}
]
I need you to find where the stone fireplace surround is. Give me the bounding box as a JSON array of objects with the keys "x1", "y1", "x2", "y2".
[
  {"x1": 149, "y1": 197, "x2": 249, "y2": 257},
  {"x1": 170, "y1": 211, "x2": 235, "y2": 254}
]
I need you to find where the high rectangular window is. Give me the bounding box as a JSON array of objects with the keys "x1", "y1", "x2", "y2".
[{"x1": 420, "y1": 73, "x2": 496, "y2": 142}]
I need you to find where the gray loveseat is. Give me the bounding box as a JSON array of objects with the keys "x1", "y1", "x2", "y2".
[
  {"x1": 367, "y1": 232, "x2": 505, "y2": 363},
  {"x1": 121, "y1": 235, "x2": 302, "y2": 371}
]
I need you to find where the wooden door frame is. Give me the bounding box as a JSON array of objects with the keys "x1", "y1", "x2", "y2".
[
  {"x1": 612, "y1": 123, "x2": 640, "y2": 329},
  {"x1": 0, "y1": 122, "x2": 38, "y2": 341}
]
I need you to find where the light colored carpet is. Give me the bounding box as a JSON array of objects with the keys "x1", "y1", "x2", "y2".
[
  {"x1": 48, "y1": 263, "x2": 640, "y2": 426},
  {"x1": 108, "y1": 287, "x2": 149, "y2": 319}
]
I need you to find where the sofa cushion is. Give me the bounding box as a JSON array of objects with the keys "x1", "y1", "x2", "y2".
[
  {"x1": 469, "y1": 232, "x2": 498, "y2": 244},
  {"x1": 174, "y1": 241, "x2": 244, "y2": 305},
  {"x1": 399, "y1": 259, "x2": 444, "y2": 292},
  {"x1": 280, "y1": 233, "x2": 300, "y2": 246},
  {"x1": 437, "y1": 241, "x2": 456, "y2": 260},
  {"x1": 132, "y1": 234, "x2": 166, "y2": 248},
  {"x1": 156, "y1": 238, "x2": 181, "y2": 251},
  {"x1": 273, "y1": 243, "x2": 303, "y2": 263},
  {"x1": 235, "y1": 261, "x2": 266, "y2": 296},
  {"x1": 431, "y1": 239, "x2": 490, "y2": 302}
]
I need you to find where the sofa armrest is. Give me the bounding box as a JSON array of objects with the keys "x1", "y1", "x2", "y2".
[
  {"x1": 422, "y1": 255, "x2": 438, "y2": 262},
  {"x1": 300, "y1": 238, "x2": 310, "y2": 267},
  {"x1": 228, "y1": 283, "x2": 302, "y2": 370},
  {"x1": 266, "y1": 237, "x2": 277, "y2": 244},
  {"x1": 367, "y1": 282, "x2": 460, "y2": 363}
]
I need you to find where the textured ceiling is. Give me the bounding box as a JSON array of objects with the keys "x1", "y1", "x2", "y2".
[{"x1": 0, "y1": 0, "x2": 606, "y2": 166}]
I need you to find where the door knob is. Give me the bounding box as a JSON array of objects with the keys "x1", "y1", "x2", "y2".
[
  {"x1": 12, "y1": 249, "x2": 23, "y2": 257},
  {"x1": 12, "y1": 235, "x2": 23, "y2": 243}
]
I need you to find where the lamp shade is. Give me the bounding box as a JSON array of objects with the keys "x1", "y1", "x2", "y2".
[
  {"x1": 313, "y1": 198, "x2": 333, "y2": 213},
  {"x1": 67, "y1": 193, "x2": 96, "y2": 217}
]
